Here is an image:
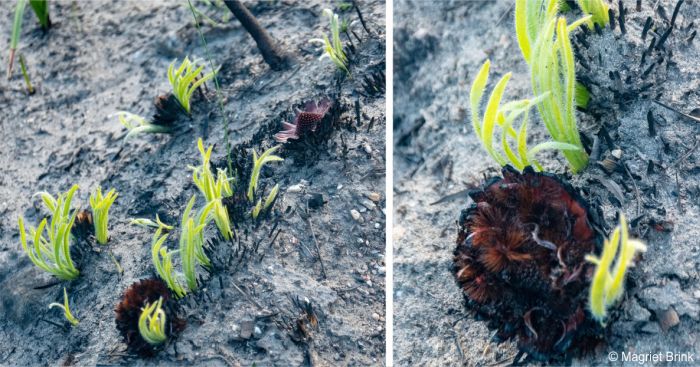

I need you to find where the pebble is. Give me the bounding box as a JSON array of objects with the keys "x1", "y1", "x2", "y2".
[
  {"x1": 287, "y1": 184, "x2": 304, "y2": 193},
  {"x1": 350, "y1": 209, "x2": 363, "y2": 222},
  {"x1": 371, "y1": 313, "x2": 380, "y2": 321},
  {"x1": 368, "y1": 192, "x2": 381, "y2": 202},
  {"x1": 357, "y1": 238, "x2": 364, "y2": 244},
  {"x1": 658, "y1": 308, "x2": 680, "y2": 332},
  {"x1": 611, "y1": 149, "x2": 623, "y2": 159},
  {"x1": 337, "y1": 184, "x2": 343, "y2": 190},
  {"x1": 363, "y1": 142, "x2": 372, "y2": 154},
  {"x1": 374, "y1": 223, "x2": 381, "y2": 229},
  {"x1": 694, "y1": 290, "x2": 700, "y2": 299},
  {"x1": 360, "y1": 199, "x2": 376, "y2": 210}
]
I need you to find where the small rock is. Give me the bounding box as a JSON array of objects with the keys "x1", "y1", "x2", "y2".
[
  {"x1": 254, "y1": 326, "x2": 263, "y2": 338},
  {"x1": 240, "y1": 320, "x2": 255, "y2": 339},
  {"x1": 627, "y1": 300, "x2": 652, "y2": 322},
  {"x1": 357, "y1": 237, "x2": 364, "y2": 244},
  {"x1": 611, "y1": 149, "x2": 622, "y2": 159},
  {"x1": 640, "y1": 321, "x2": 662, "y2": 334},
  {"x1": 337, "y1": 184, "x2": 343, "y2": 190},
  {"x1": 368, "y1": 192, "x2": 381, "y2": 202},
  {"x1": 658, "y1": 308, "x2": 680, "y2": 332},
  {"x1": 360, "y1": 199, "x2": 376, "y2": 210},
  {"x1": 371, "y1": 313, "x2": 380, "y2": 321},
  {"x1": 363, "y1": 142, "x2": 372, "y2": 154},
  {"x1": 376, "y1": 266, "x2": 385, "y2": 275},
  {"x1": 374, "y1": 223, "x2": 381, "y2": 229},
  {"x1": 288, "y1": 184, "x2": 304, "y2": 193},
  {"x1": 693, "y1": 290, "x2": 700, "y2": 299},
  {"x1": 350, "y1": 209, "x2": 363, "y2": 222},
  {"x1": 308, "y1": 193, "x2": 325, "y2": 209}
]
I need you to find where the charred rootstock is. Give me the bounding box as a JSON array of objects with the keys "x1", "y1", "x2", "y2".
[
  {"x1": 453, "y1": 166, "x2": 603, "y2": 362},
  {"x1": 224, "y1": 0, "x2": 290, "y2": 71}
]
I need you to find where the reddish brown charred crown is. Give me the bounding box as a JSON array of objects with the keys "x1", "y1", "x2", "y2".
[
  {"x1": 274, "y1": 99, "x2": 333, "y2": 143},
  {"x1": 453, "y1": 166, "x2": 602, "y2": 361},
  {"x1": 115, "y1": 279, "x2": 185, "y2": 356}
]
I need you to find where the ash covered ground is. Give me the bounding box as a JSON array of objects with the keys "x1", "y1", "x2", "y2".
[
  {"x1": 0, "y1": 1, "x2": 386, "y2": 366},
  {"x1": 394, "y1": 0, "x2": 700, "y2": 366}
]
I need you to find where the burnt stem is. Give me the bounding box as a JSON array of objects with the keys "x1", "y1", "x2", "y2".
[
  {"x1": 223, "y1": 0, "x2": 290, "y2": 71},
  {"x1": 352, "y1": 0, "x2": 371, "y2": 35}
]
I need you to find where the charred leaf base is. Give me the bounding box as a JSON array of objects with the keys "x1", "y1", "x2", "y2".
[
  {"x1": 453, "y1": 166, "x2": 604, "y2": 362},
  {"x1": 115, "y1": 278, "x2": 185, "y2": 357}
]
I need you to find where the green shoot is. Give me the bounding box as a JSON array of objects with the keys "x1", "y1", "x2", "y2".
[
  {"x1": 576, "y1": 0, "x2": 610, "y2": 27},
  {"x1": 28, "y1": 0, "x2": 50, "y2": 29},
  {"x1": 8, "y1": 0, "x2": 27, "y2": 79},
  {"x1": 190, "y1": 138, "x2": 233, "y2": 240},
  {"x1": 130, "y1": 214, "x2": 174, "y2": 231},
  {"x1": 19, "y1": 185, "x2": 80, "y2": 280},
  {"x1": 514, "y1": 0, "x2": 591, "y2": 173},
  {"x1": 309, "y1": 9, "x2": 349, "y2": 74},
  {"x1": 263, "y1": 184, "x2": 279, "y2": 211},
  {"x1": 89, "y1": 186, "x2": 117, "y2": 245},
  {"x1": 179, "y1": 195, "x2": 214, "y2": 291},
  {"x1": 138, "y1": 297, "x2": 168, "y2": 345},
  {"x1": 247, "y1": 145, "x2": 283, "y2": 203},
  {"x1": 117, "y1": 112, "x2": 171, "y2": 140},
  {"x1": 469, "y1": 60, "x2": 581, "y2": 171},
  {"x1": 48, "y1": 287, "x2": 79, "y2": 327},
  {"x1": 253, "y1": 183, "x2": 280, "y2": 219},
  {"x1": 151, "y1": 228, "x2": 187, "y2": 298},
  {"x1": 19, "y1": 54, "x2": 34, "y2": 95},
  {"x1": 167, "y1": 57, "x2": 216, "y2": 114},
  {"x1": 585, "y1": 214, "x2": 647, "y2": 325}
]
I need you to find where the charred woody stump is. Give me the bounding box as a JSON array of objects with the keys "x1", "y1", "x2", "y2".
[
  {"x1": 115, "y1": 279, "x2": 185, "y2": 357},
  {"x1": 453, "y1": 166, "x2": 603, "y2": 362}
]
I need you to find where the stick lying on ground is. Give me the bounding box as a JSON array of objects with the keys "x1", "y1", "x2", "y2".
[{"x1": 223, "y1": 0, "x2": 291, "y2": 71}]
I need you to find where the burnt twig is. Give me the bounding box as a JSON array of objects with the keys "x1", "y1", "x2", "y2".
[{"x1": 223, "y1": 0, "x2": 291, "y2": 70}]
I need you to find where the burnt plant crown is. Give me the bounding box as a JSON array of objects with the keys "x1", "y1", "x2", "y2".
[
  {"x1": 89, "y1": 186, "x2": 118, "y2": 245},
  {"x1": 18, "y1": 184, "x2": 80, "y2": 280},
  {"x1": 454, "y1": 166, "x2": 600, "y2": 360},
  {"x1": 586, "y1": 213, "x2": 646, "y2": 324},
  {"x1": 117, "y1": 112, "x2": 171, "y2": 140}
]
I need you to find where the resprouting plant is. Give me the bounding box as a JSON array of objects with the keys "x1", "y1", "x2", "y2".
[
  {"x1": 167, "y1": 57, "x2": 216, "y2": 114},
  {"x1": 309, "y1": 9, "x2": 349, "y2": 74},
  {"x1": 89, "y1": 186, "x2": 118, "y2": 245},
  {"x1": 190, "y1": 138, "x2": 233, "y2": 240},
  {"x1": 470, "y1": 60, "x2": 581, "y2": 171},
  {"x1": 585, "y1": 213, "x2": 647, "y2": 325},
  {"x1": 7, "y1": 0, "x2": 50, "y2": 79},
  {"x1": 130, "y1": 214, "x2": 174, "y2": 231},
  {"x1": 19, "y1": 185, "x2": 80, "y2": 280},
  {"x1": 49, "y1": 287, "x2": 79, "y2": 327},
  {"x1": 117, "y1": 112, "x2": 171, "y2": 140},
  {"x1": 247, "y1": 145, "x2": 283, "y2": 213},
  {"x1": 179, "y1": 195, "x2": 214, "y2": 291},
  {"x1": 514, "y1": 0, "x2": 592, "y2": 173},
  {"x1": 151, "y1": 229, "x2": 187, "y2": 299},
  {"x1": 575, "y1": 0, "x2": 610, "y2": 27},
  {"x1": 252, "y1": 183, "x2": 279, "y2": 220},
  {"x1": 138, "y1": 297, "x2": 168, "y2": 345}
]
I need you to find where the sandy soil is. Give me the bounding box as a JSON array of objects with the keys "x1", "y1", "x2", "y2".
[
  {"x1": 0, "y1": 1, "x2": 385, "y2": 366},
  {"x1": 394, "y1": 0, "x2": 700, "y2": 366}
]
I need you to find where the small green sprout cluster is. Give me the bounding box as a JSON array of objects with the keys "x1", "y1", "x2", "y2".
[
  {"x1": 586, "y1": 214, "x2": 647, "y2": 325},
  {"x1": 89, "y1": 186, "x2": 118, "y2": 245},
  {"x1": 191, "y1": 138, "x2": 234, "y2": 240},
  {"x1": 117, "y1": 112, "x2": 171, "y2": 140},
  {"x1": 470, "y1": 60, "x2": 581, "y2": 171},
  {"x1": 575, "y1": 0, "x2": 610, "y2": 28},
  {"x1": 19, "y1": 185, "x2": 80, "y2": 280},
  {"x1": 179, "y1": 195, "x2": 215, "y2": 291},
  {"x1": 247, "y1": 145, "x2": 283, "y2": 220},
  {"x1": 138, "y1": 297, "x2": 168, "y2": 345},
  {"x1": 48, "y1": 287, "x2": 79, "y2": 327},
  {"x1": 151, "y1": 228, "x2": 188, "y2": 298},
  {"x1": 310, "y1": 9, "x2": 349, "y2": 74},
  {"x1": 8, "y1": 0, "x2": 50, "y2": 79},
  {"x1": 168, "y1": 57, "x2": 216, "y2": 115},
  {"x1": 470, "y1": 0, "x2": 608, "y2": 173}
]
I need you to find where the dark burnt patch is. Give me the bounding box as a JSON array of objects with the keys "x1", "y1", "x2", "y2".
[
  {"x1": 453, "y1": 166, "x2": 606, "y2": 362},
  {"x1": 115, "y1": 278, "x2": 185, "y2": 357}
]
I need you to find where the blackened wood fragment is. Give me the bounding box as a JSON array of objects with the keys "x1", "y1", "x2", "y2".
[
  {"x1": 642, "y1": 17, "x2": 653, "y2": 40},
  {"x1": 647, "y1": 110, "x2": 656, "y2": 137},
  {"x1": 618, "y1": 0, "x2": 627, "y2": 34}
]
